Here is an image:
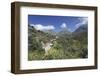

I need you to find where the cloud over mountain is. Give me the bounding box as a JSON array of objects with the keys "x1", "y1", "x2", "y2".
[
  {"x1": 75, "y1": 18, "x2": 88, "y2": 28},
  {"x1": 60, "y1": 23, "x2": 67, "y2": 29},
  {"x1": 30, "y1": 24, "x2": 55, "y2": 31}
]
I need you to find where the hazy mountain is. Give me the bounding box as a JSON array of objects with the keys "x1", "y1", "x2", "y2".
[
  {"x1": 73, "y1": 24, "x2": 87, "y2": 34},
  {"x1": 42, "y1": 30, "x2": 57, "y2": 36},
  {"x1": 56, "y1": 28, "x2": 71, "y2": 37}
]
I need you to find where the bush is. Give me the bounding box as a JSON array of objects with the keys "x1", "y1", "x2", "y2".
[
  {"x1": 28, "y1": 50, "x2": 45, "y2": 60},
  {"x1": 43, "y1": 48, "x2": 66, "y2": 59}
]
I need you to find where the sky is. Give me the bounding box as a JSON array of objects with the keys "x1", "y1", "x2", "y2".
[{"x1": 28, "y1": 15, "x2": 88, "y2": 32}]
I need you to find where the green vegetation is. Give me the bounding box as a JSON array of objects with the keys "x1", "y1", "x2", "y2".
[{"x1": 28, "y1": 25, "x2": 88, "y2": 61}]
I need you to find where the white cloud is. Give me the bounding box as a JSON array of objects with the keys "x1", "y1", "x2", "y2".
[
  {"x1": 30, "y1": 24, "x2": 55, "y2": 31},
  {"x1": 60, "y1": 23, "x2": 72, "y2": 32},
  {"x1": 60, "y1": 23, "x2": 67, "y2": 28},
  {"x1": 75, "y1": 18, "x2": 88, "y2": 28}
]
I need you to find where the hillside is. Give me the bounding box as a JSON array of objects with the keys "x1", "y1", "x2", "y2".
[{"x1": 28, "y1": 24, "x2": 88, "y2": 60}]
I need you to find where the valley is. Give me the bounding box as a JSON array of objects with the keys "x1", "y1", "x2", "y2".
[{"x1": 28, "y1": 24, "x2": 88, "y2": 60}]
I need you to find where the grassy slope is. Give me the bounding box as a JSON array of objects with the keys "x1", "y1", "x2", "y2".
[{"x1": 28, "y1": 25, "x2": 88, "y2": 60}]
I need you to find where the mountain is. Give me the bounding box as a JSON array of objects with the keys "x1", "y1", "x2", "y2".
[
  {"x1": 59, "y1": 29, "x2": 71, "y2": 34},
  {"x1": 73, "y1": 24, "x2": 87, "y2": 34},
  {"x1": 72, "y1": 24, "x2": 88, "y2": 44},
  {"x1": 28, "y1": 24, "x2": 56, "y2": 44},
  {"x1": 28, "y1": 24, "x2": 88, "y2": 60},
  {"x1": 42, "y1": 30, "x2": 57, "y2": 36},
  {"x1": 57, "y1": 28, "x2": 71, "y2": 37}
]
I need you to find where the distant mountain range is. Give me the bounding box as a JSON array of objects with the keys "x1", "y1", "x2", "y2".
[
  {"x1": 42, "y1": 30, "x2": 57, "y2": 36},
  {"x1": 28, "y1": 23, "x2": 88, "y2": 38},
  {"x1": 59, "y1": 28, "x2": 71, "y2": 35}
]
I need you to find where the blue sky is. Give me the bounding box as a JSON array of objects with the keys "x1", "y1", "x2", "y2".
[{"x1": 28, "y1": 15, "x2": 88, "y2": 32}]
